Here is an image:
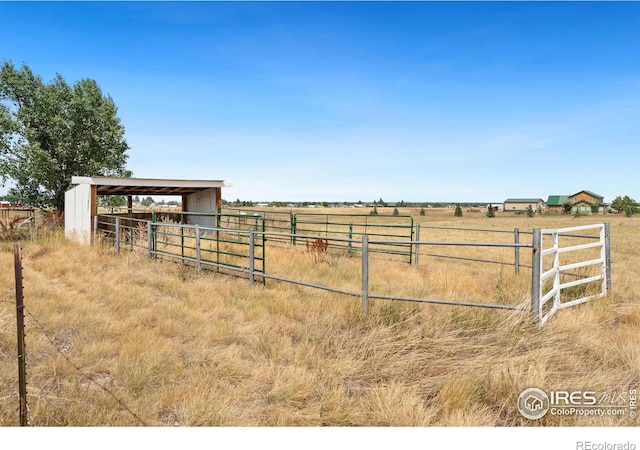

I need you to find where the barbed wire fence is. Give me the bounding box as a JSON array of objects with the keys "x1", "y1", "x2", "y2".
[{"x1": 4, "y1": 244, "x2": 147, "y2": 426}]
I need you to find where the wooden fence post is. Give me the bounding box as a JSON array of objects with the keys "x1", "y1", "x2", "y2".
[{"x1": 14, "y1": 244, "x2": 28, "y2": 426}]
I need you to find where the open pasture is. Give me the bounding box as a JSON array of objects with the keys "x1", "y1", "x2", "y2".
[{"x1": 0, "y1": 209, "x2": 638, "y2": 426}]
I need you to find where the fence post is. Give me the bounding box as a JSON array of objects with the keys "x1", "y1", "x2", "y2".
[
  {"x1": 348, "y1": 224, "x2": 353, "y2": 253},
  {"x1": 292, "y1": 215, "x2": 297, "y2": 245},
  {"x1": 604, "y1": 223, "x2": 612, "y2": 294},
  {"x1": 14, "y1": 244, "x2": 28, "y2": 426},
  {"x1": 115, "y1": 217, "x2": 121, "y2": 256},
  {"x1": 514, "y1": 228, "x2": 520, "y2": 275},
  {"x1": 249, "y1": 230, "x2": 255, "y2": 286},
  {"x1": 195, "y1": 225, "x2": 201, "y2": 275},
  {"x1": 414, "y1": 223, "x2": 421, "y2": 266},
  {"x1": 93, "y1": 215, "x2": 98, "y2": 245},
  {"x1": 147, "y1": 221, "x2": 153, "y2": 260},
  {"x1": 530, "y1": 228, "x2": 542, "y2": 320},
  {"x1": 362, "y1": 234, "x2": 369, "y2": 315}
]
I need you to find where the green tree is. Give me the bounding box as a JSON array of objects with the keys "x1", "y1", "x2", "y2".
[
  {"x1": 370, "y1": 206, "x2": 378, "y2": 215},
  {"x1": 454, "y1": 204, "x2": 463, "y2": 217},
  {"x1": 99, "y1": 195, "x2": 125, "y2": 208},
  {"x1": 419, "y1": 207, "x2": 426, "y2": 216},
  {"x1": 610, "y1": 195, "x2": 638, "y2": 215},
  {"x1": 624, "y1": 205, "x2": 634, "y2": 217},
  {"x1": 526, "y1": 205, "x2": 534, "y2": 217},
  {"x1": 0, "y1": 62, "x2": 130, "y2": 211},
  {"x1": 141, "y1": 196, "x2": 155, "y2": 207},
  {"x1": 392, "y1": 206, "x2": 399, "y2": 216},
  {"x1": 562, "y1": 202, "x2": 573, "y2": 214}
]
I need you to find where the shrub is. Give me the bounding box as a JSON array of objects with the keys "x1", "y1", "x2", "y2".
[
  {"x1": 306, "y1": 238, "x2": 329, "y2": 264},
  {"x1": 0, "y1": 217, "x2": 28, "y2": 241}
]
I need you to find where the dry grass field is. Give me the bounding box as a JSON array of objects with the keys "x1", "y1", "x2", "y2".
[{"x1": 0, "y1": 208, "x2": 639, "y2": 427}]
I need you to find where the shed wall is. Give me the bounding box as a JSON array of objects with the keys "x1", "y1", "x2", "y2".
[
  {"x1": 65, "y1": 184, "x2": 92, "y2": 244},
  {"x1": 185, "y1": 188, "x2": 219, "y2": 227}
]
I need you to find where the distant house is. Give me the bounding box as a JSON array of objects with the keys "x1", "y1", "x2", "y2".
[
  {"x1": 0, "y1": 200, "x2": 10, "y2": 209},
  {"x1": 569, "y1": 190, "x2": 605, "y2": 213},
  {"x1": 546, "y1": 191, "x2": 605, "y2": 213},
  {"x1": 503, "y1": 198, "x2": 546, "y2": 213},
  {"x1": 546, "y1": 195, "x2": 570, "y2": 213}
]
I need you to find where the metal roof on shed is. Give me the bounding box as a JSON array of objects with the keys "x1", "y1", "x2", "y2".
[
  {"x1": 504, "y1": 198, "x2": 544, "y2": 203},
  {"x1": 71, "y1": 176, "x2": 232, "y2": 196},
  {"x1": 546, "y1": 195, "x2": 569, "y2": 206}
]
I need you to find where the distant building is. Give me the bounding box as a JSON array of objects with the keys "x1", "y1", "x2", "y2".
[
  {"x1": 503, "y1": 198, "x2": 546, "y2": 212},
  {"x1": 569, "y1": 190, "x2": 605, "y2": 213},
  {"x1": 546, "y1": 195, "x2": 570, "y2": 213},
  {"x1": 546, "y1": 190, "x2": 605, "y2": 213}
]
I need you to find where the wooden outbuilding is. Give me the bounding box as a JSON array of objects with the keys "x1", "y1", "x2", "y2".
[{"x1": 64, "y1": 176, "x2": 231, "y2": 244}]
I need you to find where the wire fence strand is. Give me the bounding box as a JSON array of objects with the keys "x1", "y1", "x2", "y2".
[{"x1": 23, "y1": 306, "x2": 149, "y2": 426}]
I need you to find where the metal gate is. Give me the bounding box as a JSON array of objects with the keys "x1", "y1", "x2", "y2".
[{"x1": 531, "y1": 223, "x2": 611, "y2": 325}]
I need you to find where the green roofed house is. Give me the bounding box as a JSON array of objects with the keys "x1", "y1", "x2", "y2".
[
  {"x1": 545, "y1": 191, "x2": 606, "y2": 214},
  {"x1": 503, "y1": 198, "x2": 546, "y2": 213},
  {"x1": 568, "y1": 190, "x2": 606, "y2": 213},
  {"x1": 546, "y1": 195, "x2": 570, "y2": 213}
]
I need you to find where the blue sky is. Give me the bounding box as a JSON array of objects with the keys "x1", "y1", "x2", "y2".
[{"x1": 1, "y1": 1, "x2": 638, "y2": 203}]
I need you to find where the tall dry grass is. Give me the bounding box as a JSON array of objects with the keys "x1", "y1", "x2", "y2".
[{"x1": 0, "y1": 210, "x2": 638, "y2": 426}]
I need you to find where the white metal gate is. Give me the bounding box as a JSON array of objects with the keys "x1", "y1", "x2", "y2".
[{"x1": 531, "y1": 223, "x2": 611, "y2": 325}]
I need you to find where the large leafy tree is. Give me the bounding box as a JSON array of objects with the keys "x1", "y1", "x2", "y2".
[
  {"x1": 610, "y1": 195, "x2": 638, "y2": 215},
  {"x1": 0, "y1": 62, "x2": 130, "y2": 211}
]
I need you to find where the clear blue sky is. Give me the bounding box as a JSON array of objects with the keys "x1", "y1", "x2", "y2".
[{"x1": 1, "y1": 1, "x2": 638, "y2": 203}]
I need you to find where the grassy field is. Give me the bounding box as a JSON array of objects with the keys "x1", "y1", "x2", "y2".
[{"x1": 0, "y1": 208, "x2": 639, "y2": 426}]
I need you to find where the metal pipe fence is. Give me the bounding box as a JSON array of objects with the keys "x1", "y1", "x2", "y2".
[
  {"x1": 95, "y1": 215, "x2": 535, "y2": 317},
  {"x1": 222, "y1": 208, "x2": 415, "y2": 263},
  {"x1": 95, "y1": 214, "x2": 266, "y2": 280},
  {"x1": 94, "y1": 212, "x2": 610, "y2": 324}
]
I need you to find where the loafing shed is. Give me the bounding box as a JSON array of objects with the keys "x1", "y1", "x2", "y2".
[{"x1": 65, "y1": 176, "x2": 231, "y2": 245}]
